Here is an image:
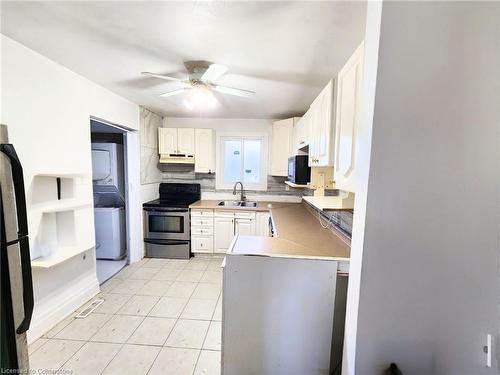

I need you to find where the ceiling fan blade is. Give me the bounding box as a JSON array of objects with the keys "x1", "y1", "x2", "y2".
[
  {"x1": 159, "y1": 88, "x2": 191, "y2": 97},
  {"x1": 201, "y1": 64, "x2": 228, "y2": 83},
  {"x1": 141, "y1": 72, "x2": 186, "y2": 82},
  {"x1": 212, "y1": 85, "x2": 256, "y2": 98}
]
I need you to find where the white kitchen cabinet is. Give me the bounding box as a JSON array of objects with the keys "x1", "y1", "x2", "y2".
[
  {"x1": 158, "y1": 128, "x2": 195, "y2": 156},
  {"x1": 293, "y1": 112, "x2": 310, "y2": 151},
  {"x1": 177, "y1": 128, "x2": 195, "y2": 155},
  {"x1": 214, "y1": 216, "x2": 235, "y2": 253},
  {"x1": 194, "y1": 128, "x2": 214, "y2": 173},
  {"x1": 334, "y1": 42, "x2": 364, "y2": 192},
  {"x1": 256, "y1": 212, "x2": 270, "y2": 236},
  {"x1": 158, "y1": 128, "x2": 177, "y2": 155},
  {"x1": 270, "y1": 118, "x2": 297, "y2": 176},
  {"x1": 191, "y1": 209, "x2": 214, "y2": 254},
  {"x1": 309, "y1": 80, "x2": 335, "y2": 167},
  {"x1": 235, "y1": 218, "x2": 255, "y2": 236}
]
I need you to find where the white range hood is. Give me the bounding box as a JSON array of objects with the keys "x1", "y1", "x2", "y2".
[{"x1": 159, "y1": 153, "x2": 195, "y2": 164}]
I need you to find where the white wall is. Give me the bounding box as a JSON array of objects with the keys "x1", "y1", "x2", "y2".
[
  {"x1": 1, "y1": 35, "x2": 140, "y2": 342},
  {"x1": 347, "y1": 2, "x2": 499, "y2": 374}
]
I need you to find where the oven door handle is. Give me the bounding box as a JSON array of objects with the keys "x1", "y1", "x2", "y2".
[{"x1": 143, "y1": 207, "x2": 189, "y2": 213}]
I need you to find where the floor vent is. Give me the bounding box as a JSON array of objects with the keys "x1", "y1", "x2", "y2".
[{"x1": 75, "y1": 299, "x2": 104, "y2": 318}]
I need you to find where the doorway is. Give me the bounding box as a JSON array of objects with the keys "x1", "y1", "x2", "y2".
[{"x1": 90, "y1": 119, "x2": 129, "y2": 283}]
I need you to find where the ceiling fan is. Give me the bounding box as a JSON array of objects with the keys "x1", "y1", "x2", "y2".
[{"x1": 141, "y1": 61, "x2": 256, "y2": 99}]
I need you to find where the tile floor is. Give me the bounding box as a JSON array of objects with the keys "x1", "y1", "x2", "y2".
[{"x1": 29, "y1": 256, "x2": 223, "y2": 375}]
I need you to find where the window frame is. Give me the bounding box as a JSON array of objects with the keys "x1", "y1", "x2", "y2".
[{"x1": 216, "y1": 132, "x2": 268, "y2": 191}]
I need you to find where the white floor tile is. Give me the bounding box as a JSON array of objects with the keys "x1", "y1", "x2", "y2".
[
  {"x1": 176, "y1": 269, "x2": 204, "y2": 282},
  {"x1": 61, "y1": 341, "x2": 121, "y2": 375},
  {"x1": 43, "y1": 315, "x2": 75, "y2": 338},
  {"x1": 191, "y1": 283, "x2": 221, "y2": 300},
  {"x1": 148, "y1": 347, "x2": 199, "y2": 375},
  {"x1": 127, "y1": 317, "x2": 176, "y2": 346},
  {"x1": 185, "y1": 260, "x2": 210, "y2": 271},
  {"x1": 194, "y1": 350, "x2": 221, "y2": 375},
  {"x1": 114, "y1": 266, "x2": 137, "y2": 279},
  {"x1": 152, "y1": 268, "x2": 182, "y2": 281},
  {"x1": 128, "y1": 267, "x2": 161, "y2": 280},
  {"x1": 200, "y1": 270, "x2": 222, "y2": 284},
  {"x1": 29, "y1": 339, "x2": 84, "y2": 372},
  {"x1": 94, "y1": 293, "x2": 133, "y2": 314},
  {"x1": 117, "y1": 295, "x2": 160, "y2": 316},
  {"x1": 28, "y1": 338, "x2": 48, "y2": 355},
  {"x1": 136, "y1": 280, "x2": 172, "y2": 296},
  {"x1": 203, "y1": 321, "x2": 222, "y2": 351},
  {"x1": 102, "y1": 344, "x2": 160, "y2": 375},
  {"x1": 165, "y1": 281, "x2": 197, "y2": 298},
  {"x1": 99, "y1": 278, "x2": 123, "y2": 293},
  {"x1": 164, "y1": 259, "x2": 190, "y2": 270},
  {"x1": 144, "y1": 258, "x2": 171, "y2": 268},
  {"x1": 165, "y1": 319, "x2": 210, "y2": 349},
  {"x1": 149, "y1": 297, "x2": 188, "y2": 318},
  {"x1": 212, "y1": 296, "x2": 222, "y2": 321},
  {"x1": 55, "y1": 313, "x2": 112, "y2": 341},
  {"x1": 90, "y1": 315, "x2": 144, "y2": 343},
  {"x1": 181, "y1": 299, "x2": 217, "y2": 321},
  {"x1": 109, "y1": 279, "x2": 148, "y2": 294}
]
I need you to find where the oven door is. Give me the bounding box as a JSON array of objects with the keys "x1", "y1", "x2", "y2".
[{"x1": 144, "y1": 208, "x2": 189, "y2": 241}]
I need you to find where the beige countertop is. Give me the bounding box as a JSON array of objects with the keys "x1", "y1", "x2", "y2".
[{"x1": 189, "y1": 200, "x2": 295, "y2": 212}]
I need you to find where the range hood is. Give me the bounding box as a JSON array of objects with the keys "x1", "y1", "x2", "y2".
[{"x1": 159, "y1": 153, "x2": 195, "y2": 164}]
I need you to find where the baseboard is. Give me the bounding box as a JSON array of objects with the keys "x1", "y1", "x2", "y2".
[{"x1": 27, "y1": 273, "x2": 100, "y2": 344}]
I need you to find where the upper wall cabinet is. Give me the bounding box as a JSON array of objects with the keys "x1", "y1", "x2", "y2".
[
  {"x1": 158, "y1": 128, "x2": 195, "y2": 156},
  {"x1": 158, "y1": 128, "x2": 178, "y2": 155},
  {"x1": 309, "y1": 80, "x2": 335, "y2": 167},
  {"x1": 195, "y1": 128, "x2": 214, "y2": 173},
  {"x1": 293, "y1": 111, "x2": 310, "y2": 151},
  {"x1": 270, "y1": 118, "x2": 299, "y2": 176},
  {"x1": 333, "y1": 42, "x2": 364, "y2": 192}
]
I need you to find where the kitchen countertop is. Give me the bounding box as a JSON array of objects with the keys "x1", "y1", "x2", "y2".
[{"x1": 189, "y1": 200, "x2": 295, "y2": 212}]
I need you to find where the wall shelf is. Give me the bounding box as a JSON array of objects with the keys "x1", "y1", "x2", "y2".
[
  {"x1": 32, "y1": 199, "x2": 92, "y2": 213},
  {"x1": 302, "y1": 195, "x2": 354, "y2": 211},
  {"x1": 31, "y1": 244, "x2": 93, "y2": 268},
  {"x1": 284, "y1": 181, "x2": 335, "y2": 190}
]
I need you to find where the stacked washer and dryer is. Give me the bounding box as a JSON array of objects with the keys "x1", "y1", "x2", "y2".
[{"x1": 91, "y1": 142, "x2": 126, "y2": 260}]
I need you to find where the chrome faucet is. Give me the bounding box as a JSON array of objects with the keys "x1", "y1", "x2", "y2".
[{"x1": 232, "y1": 181, "x2": 246, "y2": 201}]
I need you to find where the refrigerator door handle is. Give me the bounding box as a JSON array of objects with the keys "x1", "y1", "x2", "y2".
[{"x1": 0, "y1": 143, "x2": 34, "y2": 334}]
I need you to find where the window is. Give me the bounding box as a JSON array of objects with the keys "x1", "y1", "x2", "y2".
[{"x1": 216, "y1": 133, "x2": 268, "y2": 190}]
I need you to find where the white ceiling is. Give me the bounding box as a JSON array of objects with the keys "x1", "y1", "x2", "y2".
[{"x1": 1, "y1": 1, "x2": 366, "y2": 119}]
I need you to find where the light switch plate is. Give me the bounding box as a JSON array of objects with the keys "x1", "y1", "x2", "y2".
[{"x1": 485, "y1": 334, "x2": 492, "y2": 368}]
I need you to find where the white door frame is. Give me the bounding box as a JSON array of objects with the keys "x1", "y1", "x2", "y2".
[{"x1": 90, "y1": 116, "x2": 142, "y2": 264}]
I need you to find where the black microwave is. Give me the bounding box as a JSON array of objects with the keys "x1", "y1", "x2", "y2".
[{"x1": 288, "y1": 155, "x2": 311, "y2": 184}]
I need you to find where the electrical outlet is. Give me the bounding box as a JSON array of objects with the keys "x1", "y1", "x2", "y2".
[{"x1": 484, "y1": 334, "x2": 492, "y2": 367}]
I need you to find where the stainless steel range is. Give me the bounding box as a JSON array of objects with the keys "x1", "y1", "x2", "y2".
[{"x1": 143, "y1": 183, "x2": 201, "y2": 259}]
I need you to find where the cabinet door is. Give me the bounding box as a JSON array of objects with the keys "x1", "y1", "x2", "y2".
[
  {"x1": 234, "y1": 218, "x2": 256, "y2": 236},
  {"x1": 194, "y1": 128, "x2": 214, "y2": 173},
  {"x1": 256, "y1": 212, "x2": 270, "y2": 236},
  {"x1": 334, "y1": 43, "x2": 364, "y2": 192},
  {"x1": 271, "y1": 118, "x2": 294, "y2": 176},
  {"x1": 177, "y1": 128, "x2": 195, "y2": 155},
  {"x1": 158, "y1": 128, "x2": 177, "y2": 154},
  {"x1": 214, "y1": 216, "x2": 235, "y2": 253},
  {"x1": 315, "y1": 80, "x2": 335, "y2": 166}
]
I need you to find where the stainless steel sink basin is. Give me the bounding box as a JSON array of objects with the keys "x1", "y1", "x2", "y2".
[
  {"x1": 239, "y1": 201, "x2": 257, "y2": 207},
  {"x1": 218, "y1": 200, "x2": 241, "y2": 207},
  {"x1": 217, "y1": 200, "x2": 258, "y2": 208}
]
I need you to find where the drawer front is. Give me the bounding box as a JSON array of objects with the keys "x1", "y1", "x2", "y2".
[
  {"x1": 214, "y1": 210, "x2": 256, "y2": 219},
  {"x1": 192, "y1": 226, "x2": 214, "y2": 235},
  {"x1": 192, "y1": 235, "x2": 214, "y2": 253},
  {"x1": 191, "y1": 217, "x2": 214, "y2": 227},
  {"x1": 191, "y1": 209, "x2": 214, "y2": 217}
]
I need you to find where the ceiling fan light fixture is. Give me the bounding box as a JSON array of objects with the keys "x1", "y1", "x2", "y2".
[{"x1": 184, "y1": 87, "x2": 217, "y2": 110}]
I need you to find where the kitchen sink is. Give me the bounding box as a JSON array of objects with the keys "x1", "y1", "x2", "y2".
[
  {"x1": 217, "y1": 200, "x2": 258, "y2": 207},
  {"x1": 218, "y1": 200, "x2": 242, "y2": 207},
  {"x1": 239, "y1": 201, "x2": 257, "y2": 207}
]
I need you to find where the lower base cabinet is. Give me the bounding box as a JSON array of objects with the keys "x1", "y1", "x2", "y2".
[{"x1": 222, "y1": 255, "x2": 339, "y2": 374}]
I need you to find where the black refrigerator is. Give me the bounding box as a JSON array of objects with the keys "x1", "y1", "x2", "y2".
[{"x1": 1, "y1": 124, "x2": 34, "y2": 371}]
